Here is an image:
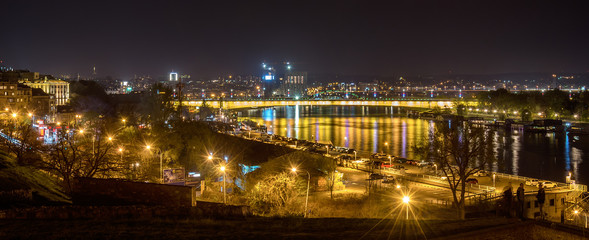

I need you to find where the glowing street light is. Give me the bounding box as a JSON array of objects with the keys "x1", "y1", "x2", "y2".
[
  {"x1": 292, "y1": 167, "x2": 311, "y2": 218},
  {"x1": 11, "y1": 113, "x2": 16, "y2": 118},
  {"x1": 402, "y1": 196, "x2": 410, "y2": 220},
  {"x1": 145, "y1": 145, "x2": 163, "y2": 183},
  {"x1": 118, "y1": 147, "x2": 124, "y2": 162},
  {"x1": 220, "y1": 165, "x2": 227, "y2": 204}
]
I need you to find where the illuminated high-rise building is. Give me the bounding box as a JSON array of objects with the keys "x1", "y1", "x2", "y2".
[
  {"x1": 262, "y1": 61, "x2": 303, "y2": 98},
  {"x1": 169, "y1": 72, "x2": 178, "y2": 81}
]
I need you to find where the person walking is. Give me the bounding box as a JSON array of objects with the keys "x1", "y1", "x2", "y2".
[
  {"x1": 516, "y1": 183, "x2": 525, "y2": 219},
  {"x1": 537, "y1": 183, "x2": 546, "y2": 220}
]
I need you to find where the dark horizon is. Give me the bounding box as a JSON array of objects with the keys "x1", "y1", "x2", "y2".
[{"x1": 1, "y1": 1, "x2": 588, "y2": 79}]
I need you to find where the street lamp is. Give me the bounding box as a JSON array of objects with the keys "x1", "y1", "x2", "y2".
[
  {"x1": 493, "y1": 173, "x2": 496, "y2": 188},
  {"x1": 118, "y1": 147, "x2": 123, "y2": 160},
  {"x1": 434, "y1": 164, "x2": 437, "y2": 175},
  {"x1": 146, "y1": 145, "x2": 163, "y2": 183},
  {"x1": 220, "y1": 165, "x2": 227, "y2": 204},
  {"x1": 292, "y1": 167, "x2": 311, "y2": 218},
  {"x1": 403, "y1": 196, "x2": 410, "y2": 220}
]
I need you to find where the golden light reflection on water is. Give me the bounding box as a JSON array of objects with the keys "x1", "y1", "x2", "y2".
[
  {"x1": 250, "y1": 114, "x2": 431, "y2": 159},
  {"x1": 243, "y1": 106, "x2": 587, "y2": 184}
]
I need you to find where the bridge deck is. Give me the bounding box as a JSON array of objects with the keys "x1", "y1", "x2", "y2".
[{"x1": 178, "y1": 99, "x2": 476, "y2": 109}]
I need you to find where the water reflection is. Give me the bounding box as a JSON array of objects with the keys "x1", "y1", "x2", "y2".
[{"x1": 241, "y1": 106, "x2": 588, "y2": 184}]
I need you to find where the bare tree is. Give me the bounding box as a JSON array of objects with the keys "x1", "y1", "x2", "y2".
[
  {"x1": 414, "y1": 121, "x2": 495, "y2": 219},
  {"x1": 42, "y1": 121, "x2": 118, "y2": 192},
  {"x1": 0, "y1": 116, "x2": 41, "y2": 164}
]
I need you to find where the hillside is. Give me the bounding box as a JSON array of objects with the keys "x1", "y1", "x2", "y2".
[{"x1": 0, "y1": 151, "x2": 70, "y2": 208}]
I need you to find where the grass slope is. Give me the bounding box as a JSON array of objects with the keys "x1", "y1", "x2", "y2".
[{"x1": 0, "y1": 151, "x2": 70, "y2": 207}]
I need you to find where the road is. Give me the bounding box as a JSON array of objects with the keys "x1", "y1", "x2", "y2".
[
  {"x1": 238, "y1": 129, "x2": 577, "y2": 198},
  {"x1": 337, "y1": 167, "x2": 456, "y2": 204}
]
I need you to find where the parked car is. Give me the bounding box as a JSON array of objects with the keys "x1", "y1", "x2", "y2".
[
  {"x1": 466, "y1": 178, "x2": 479, "y2": 184},
  {"x1": 392, "y1": 165, "x2": 405, "y2": 170},
  {"x1": 381, "y1": 161, "x2": 393, "y2": 168},
  {"x1": 473, "y1": 170, "x2": 489, "y2": 177},
  {"x1": 369, "y1": 173, "x2": 385, "y2": 180},
  {"x1": 541, "y1": 181, "x2": 557, "y2": 188},
  {"x1": 417, "y1": 161, "x2": 431, "y2": 167},
  {"x1": 525, "y1": 179, "x2": 539, "y2": 186},
  {"x1": 405, "y1": 160, "x2": 418, "y2": 166},
  {"x1": 382, "y1": 177, "x2": 396, "y2": 184}
]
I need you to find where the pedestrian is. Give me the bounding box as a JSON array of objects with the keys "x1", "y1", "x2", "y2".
[
  {"x1": 503, "y1": 182, "x2": 513, "y2": 217},
  {"x1": 516, "y1": 183, "x2": 525, "y2": 220},
  {"x1": 537, "y1": 183, "x2": 546, "y2": 220}
]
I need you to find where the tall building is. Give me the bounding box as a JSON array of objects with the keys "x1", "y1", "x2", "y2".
[
  {"x1": 170, "y1": 72, "x2": 178, "y2": 81},
  {"x1": 261, "y1": 63, "x2": 276, "y2": 97},
  {"x1": 278, "y1": 71, "x2": 307, "y2": 98},
  {"x1": 261, "y1": 61, "x2": 304, "y2": 98}
]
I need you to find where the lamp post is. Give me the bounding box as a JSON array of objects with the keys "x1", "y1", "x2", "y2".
[
  {"x1": 220, "y1": 165, "x2": 227, "y2": 204},
  {"x1": 292, "y1": 168, "x2": 310, "y2": 218},
  {"x1": 11, "y1": 113, "x2": 17, "y2": 131},
  {"x1": 384, "y1": 142, "x2": 389, "y2": 154},
  {"x1": 118, "y1": 147, "x2": 123, "y2": 162},
  {"x1": 146, "y1": 145, "x2": 163, "y2": 183},
  {"x1": 403, "y1": 196, "x2": 410, "y2": 220},
  {"x1": 493, "y1": 173, "x2": 496, "y2": 188}
]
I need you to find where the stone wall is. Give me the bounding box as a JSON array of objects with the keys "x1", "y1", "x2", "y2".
[
  {"x1": 0, "y1": 189, "x2": 32, "y2": 206},
  {"x1": 0, "y1": 203, "x2": 250, "y2": 220},
  {"x1": 72, "y1": 177, "x2": 195, "y2": 207}
]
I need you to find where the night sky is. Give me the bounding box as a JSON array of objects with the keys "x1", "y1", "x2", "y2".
[{"x1": 1, "y1": 1, "x2": 588, "y2": 79}]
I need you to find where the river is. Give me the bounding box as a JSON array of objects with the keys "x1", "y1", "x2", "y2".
[{"x1": 239, "y1": 105, "x2": 589, "y2": 185}]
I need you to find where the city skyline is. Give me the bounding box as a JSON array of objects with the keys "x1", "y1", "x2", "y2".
[{"x1": 1, "y1": 1, "x2": 589, "y2": 79}]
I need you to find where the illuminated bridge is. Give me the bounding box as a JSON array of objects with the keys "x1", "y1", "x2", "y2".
[{"x1": 178, "y1": 98, "x2": 477, "y2": 110}]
